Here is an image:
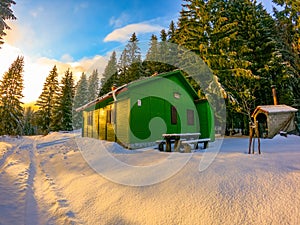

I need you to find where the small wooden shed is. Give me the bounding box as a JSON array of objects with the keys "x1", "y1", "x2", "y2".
[
  {"x1": 77, "y1": 70, "x2": 215, "y2": 149},
  {"x1": 252, "y1": 105, "x2": 298, "y2": 138}
]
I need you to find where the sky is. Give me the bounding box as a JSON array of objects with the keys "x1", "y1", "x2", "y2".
[{"x1": 0, "y1": 0, "x2": 274, "y2": 103}]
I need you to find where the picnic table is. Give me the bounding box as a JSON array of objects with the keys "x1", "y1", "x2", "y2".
[{"x1": 162, "y1": 133, "x2": 201, "y2": 152}]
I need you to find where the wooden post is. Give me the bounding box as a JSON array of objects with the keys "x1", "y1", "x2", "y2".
[
  {"x1": 165, "y1": 137, "x2": 171, "y2": 152},
  {"x1": 248, "y1": 122, "x2": 253, "y2": 154},
  {"x1": 248, "y1": 121, "x2": 261, "y2": 154},
  {"x1": 271, "y1": 85, "x2": 278, "y2": 105},
  {"x1": 252, "y1": 134, "x2": 255, "y2": 154},
  {"x1": 174, "y1": 137, "x2": 181, "y2": 152},
  {"x1": 255, "y1": 121, "x2": 261, "y2": 154}
]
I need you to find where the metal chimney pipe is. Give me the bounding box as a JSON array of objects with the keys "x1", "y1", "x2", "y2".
[{"x1": 271, "y1": 85, "x2": 278, "y2": 105}]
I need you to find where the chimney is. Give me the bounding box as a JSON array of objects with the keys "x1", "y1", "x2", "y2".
[
  {"x1": 151, "y1": 72, "x2": 158, "y2": 77},
  {"x1": 271, "y1": 85, "x2": 278, "y2": 105},
  {"x1": 111, "y1": 84, "x2": 117, "y2": 91}
]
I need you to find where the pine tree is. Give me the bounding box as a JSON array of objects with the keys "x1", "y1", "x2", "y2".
[
  {"x1": 51, "y1": 69, "x2": 75, "y2": 131},
  {"x1": 272, "y1": 0, "x2": 300, "y2": 103},
  {"x1": 73, "y1": 72, "x2": 88, "y2": 129},
  {"x1": 35, "y1": 65, "x2": 59, "y2": 133},
  {"x1": 50, "y1": 91, "x2": 63, "y2": 132},
  {"x1": 0, "y1": 56, "x2": 24, "y2": 135},
  {"x1": 158, "y1": 29, "x2": 177, "y2": 72},
  {"x1": 87, "y1": 69, "x2": 99, "y2": 102},
  {"x1": 118, "y1": 33, "x2": 144, "y2": 85},
  {"x1": 174, "y1": 0, "x2": 211, "y2": 57},
  {"x1": 0, "y1": 0, "x2": 16, "y2": 46},
  {"x1": 126, "y1": 33, "x2": 144, "y2": 83},
  {"x1": 99, "y1": 51, "x2": 118, "y2": 96},
  {"x1": 167, "y1": 20, "x2": 176, "y2": 42},
  {"x1": 118, "y1": 48, "x2": 129, "y2": 85},
  {"x1": 173, "y1": 0, "x2": 292, "y2": 133},
  {"x1": 23, "y1": 107, "x2": 36, "y2": 135},
  {"x1": 144, "y1": 34, "x2": 161, "y2": 75}
]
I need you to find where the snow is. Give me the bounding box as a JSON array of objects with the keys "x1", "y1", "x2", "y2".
[
  {"x1": 0, "y1": 132, "x2": 299, "y2": 224},
  {"x1": 253, "y1": 104, "x2": 298, "y2": 114}
]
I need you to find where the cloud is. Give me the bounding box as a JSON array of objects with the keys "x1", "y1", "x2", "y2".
[
  {"x1": 4, "y1": 20, "x2": 46, "y2": 55},
  {"x1": 109, "y1": 13, "x2": 130, "y2": 28},
  {"x1": 104, "y1": 23, "x2": 163, "y2": 43},
  {"x1": 0, "y1": 44, "x2": 108, "y2": 103},
  {"x1": 30, "y1": 6, "x2": 44, "y2": 18},
  {"x1": 60, "y1": 54, "x2": 74, "y2": 63},
  {"x1": 74, "y1": 2, "x2": 89, "y2": 13}
]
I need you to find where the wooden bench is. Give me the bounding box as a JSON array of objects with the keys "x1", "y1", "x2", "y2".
[
  {"x1": 156, "y1": 139, "x2": 186, "y2": 151},
  {"x1": 156, "y1": 140, "x2": 166, "y2": 151},
  {"x1": 181, "y1": 138, "x2": 211, "y2": 153}
]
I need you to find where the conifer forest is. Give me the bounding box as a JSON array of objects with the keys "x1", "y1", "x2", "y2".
[{"x1": 0, "y1": 0, "x2": 299, "y2": 135}]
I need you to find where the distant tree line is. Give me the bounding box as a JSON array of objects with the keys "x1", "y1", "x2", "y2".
[{"x1": 0, "y1": 58, "x2": 99, "y2": 135}]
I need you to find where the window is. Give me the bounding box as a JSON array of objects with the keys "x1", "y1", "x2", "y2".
[
  {"x1": 171, "y1": 106, "x2": 177, "y2": 124},
  {"x1": 187, "y1": 109, "x2": 194, "y2": 125},
  {"x1": 173, "y1": 92, "x2": 181, "y2": 99}
]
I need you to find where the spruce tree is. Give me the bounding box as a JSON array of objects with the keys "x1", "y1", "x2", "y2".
[
  {"x1": 35, "y1": 65, "x2": 59, "y2": 133},
  {"x1": 118, "y1": 48, "x2": 129, "y2": 85},
  {"x1": 73, "y1": 72, "x2": 88, "y2": 129},
  {"x1": 23, "y1": 107, "x2": 36, "y2": 135},
  {"x1": 0, "y1": 56, "x2": 24, "y2": 135},
  {"x1": 126, "y1": 33, "x2": 144, "y2": 83},
  {"x1": 87, "y1": 69, "x2": 99, "y2": 102},
  {"x1": 272, "y1": 0, "x2": 300, "y2": 103},
  {"x1": 118, "y1": 33, "x2": 143, "y2": 85},
  {"x1": 167, "y1": 20, "x2": 176, "y2": 42},
  {"x1": 99, "y1": 51, "x2": 118, "y2": 96},
  {"x1": 173, "y1": 0, "x2": 288, "y2": 132},
  {"x1": 158, "y1": 29, "x2": 177, "y2": 72},
  {"x1": 51, "y1": 69, "x2": 75, "y2": 131},
  {"x1": 50, "y1": 91, "x2": 63, "y2": 132},
  {"x1": 0, "y1": 0, "x2": 16, "y2": 46},
  {"x1": 144, "y1": 34, "x2": 161, "y2": 75}
]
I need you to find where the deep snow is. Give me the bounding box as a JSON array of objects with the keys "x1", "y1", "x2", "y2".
[{"x1": 0, "y1": 132, "x2": 299, "y2": 225}]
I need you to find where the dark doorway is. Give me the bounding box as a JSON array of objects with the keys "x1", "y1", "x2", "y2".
[{"x1": 256, "y1": 113, "x2": 268, "y2": 138}]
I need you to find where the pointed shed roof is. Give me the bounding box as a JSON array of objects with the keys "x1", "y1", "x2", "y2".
[{"x1": 252, "y1": 105, "x2": 298, "y2": 117}]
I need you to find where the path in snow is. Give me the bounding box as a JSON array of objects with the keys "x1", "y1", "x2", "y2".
[
  {"x1": 0, "y1": 137, "x2": 33, "y2": 224},
  {"x1": 0, "y1": 135, "x2": 82, "y2": 225}
]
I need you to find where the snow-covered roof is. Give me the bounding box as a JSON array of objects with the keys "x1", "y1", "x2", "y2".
[
  {"x1": 75, "y1": 84, "x2": 127, "y2": 112},
  {"x1": 76, "y1": 70, "x2": 199, "y2": 112},
  {"x1": 252, "y1": 104, "x2": 298, "y2": 116}
]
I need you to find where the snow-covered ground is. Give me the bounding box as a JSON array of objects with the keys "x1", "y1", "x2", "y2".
[{"x1": 0, "y1": 132, "x2": 299, "y2": 225}]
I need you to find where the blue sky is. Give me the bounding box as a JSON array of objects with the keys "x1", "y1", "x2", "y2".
[
  {"x1": 9, "y1": 0, "x2": 182, "y2": 60},
  {"x1": 0, "y1": 0, "x2": 274, "y2": 102}
]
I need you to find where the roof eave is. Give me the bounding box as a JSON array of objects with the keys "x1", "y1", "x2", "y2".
[{"x1": 75, "y1": 84, "x2": 127, "y2": 112}]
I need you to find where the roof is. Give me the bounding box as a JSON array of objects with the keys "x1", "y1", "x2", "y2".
[
  {"x1": 75, "y1": 84, "x2": 127, "y2": 112},
  {"x1": 252, "y1": 105, "x2": 298, "y2": 116},
  {"x1": 76, "y1": 70, "x2": 200, "y2": 112},
  {"x1": 126, "y1": 70, "x2": 199, "y2": 99}
]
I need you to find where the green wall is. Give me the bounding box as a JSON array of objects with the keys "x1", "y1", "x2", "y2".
[{"x1": 196, "y1": 100, "x2": 215, "y2": 141}]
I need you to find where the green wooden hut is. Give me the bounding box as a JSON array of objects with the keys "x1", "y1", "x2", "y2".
[{"x1": 76, "y1": 70, "x2": 214, "y2": 149}]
